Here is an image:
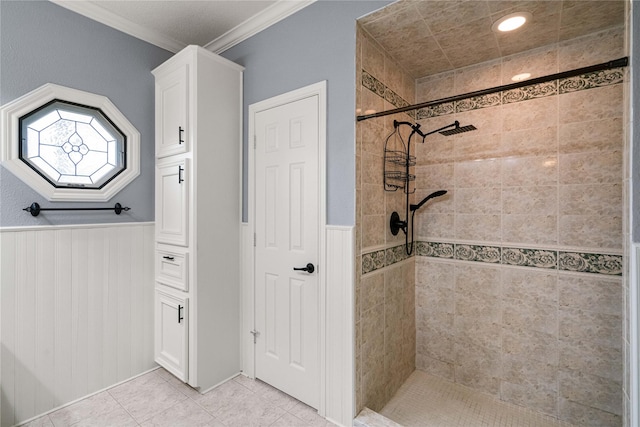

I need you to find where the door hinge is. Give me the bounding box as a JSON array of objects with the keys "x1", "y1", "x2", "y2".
[
  {"x1": 253, "y1": 134, "x2": 257, "y2": 149},
  {"x1": 250, "y1": 329, "x2": 260, "y2": 344},
  {"x1": 253, "y1": 233, "x2": 256, "y2": 247}
]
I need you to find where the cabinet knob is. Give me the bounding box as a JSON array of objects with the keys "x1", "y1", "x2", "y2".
[
  {"x1": 178, "y1": 126, "x2": 184, "y2": 145},
  {"x1": 163, "y1": 256, "x2": 175, "y2": 261},
  {"x1": 178, "y1": 305, "x2": 184, "y2": 323},
  {"x1": 178, "y1": 166, "x2": 184, "y2": 183}
]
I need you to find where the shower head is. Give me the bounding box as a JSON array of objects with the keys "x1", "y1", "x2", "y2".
[
  {"x1": 410, "y1": 190, "x2": 447, "y2": 212},
  {"x1": 439, "y1": 120, "x2": 477, "y2": 136}
]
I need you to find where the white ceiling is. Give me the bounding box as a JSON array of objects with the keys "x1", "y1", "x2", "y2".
[{"x1": 51, "y1": 0, "x2": 315, "y2": 53}]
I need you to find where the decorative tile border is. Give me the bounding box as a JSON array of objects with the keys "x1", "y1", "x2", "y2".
[
  {"x1": 363, "y1": 241, "x2": 623, "y2": 276},
  {"x1": 361, "y1": 69, "x2": 416, "y2": 119},
  {"x1": 361, "y1": 67, "x2": 625, "y2": 121},
  {"x1": 558, "y1": 251, "x2": 623, "y2": 275},
  {"x1": 362, "y1": 243, "x2": 414, "y2": 275}
]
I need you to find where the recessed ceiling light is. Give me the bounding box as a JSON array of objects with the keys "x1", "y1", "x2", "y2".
[
  {"x1": 511, "y1": 72, "x2": 532, "y2": 82},
  {"x1": 492, "y1": 12, "x2": 532, "y2": 33}
]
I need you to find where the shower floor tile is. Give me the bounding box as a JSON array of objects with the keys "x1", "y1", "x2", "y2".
[{"x1": 379, "y1": 371, "x2": 577, "y2": 427}]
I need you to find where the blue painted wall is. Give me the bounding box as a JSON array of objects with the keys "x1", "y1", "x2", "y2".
[
  {"x1": 221, "y1": 0, "x2": 392, "y2": 226},
  {"x1": 0, "y1": 1, "x2": 172, "y2": 227}
]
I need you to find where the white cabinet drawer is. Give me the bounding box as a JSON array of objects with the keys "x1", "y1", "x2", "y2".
[{"x1": 156, "y1": 248, "x2": 188, "y2": 291}]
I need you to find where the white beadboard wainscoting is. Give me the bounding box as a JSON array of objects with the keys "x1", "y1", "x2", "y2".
[
  {"x1": 0, "y1": 222, "x2": 155, "y2": 427},
  {"x1": 324, "y1": 225, "x2": 355, "y2": 427}
]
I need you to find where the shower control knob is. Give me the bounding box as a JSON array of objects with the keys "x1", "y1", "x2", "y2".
[{"x1": 293, "y1": 263, "x2": 315, "y2": 274}]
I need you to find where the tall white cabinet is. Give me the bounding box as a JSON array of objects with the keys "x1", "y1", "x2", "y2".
[{"x1": 153, "y1": 45, "x2": 243, "y2": 391}]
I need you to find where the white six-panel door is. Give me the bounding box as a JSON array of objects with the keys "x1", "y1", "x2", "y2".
[{"x1": 254, "y1": 94, "x2": 320, "y2": 408}]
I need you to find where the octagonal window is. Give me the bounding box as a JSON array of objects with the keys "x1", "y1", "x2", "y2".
[
  {"x1": 1, "y1": 83, "x2": 140, "y2": 202},
  {"x1": 19, "y1": 100, "x2": 126, "y2": 189}
]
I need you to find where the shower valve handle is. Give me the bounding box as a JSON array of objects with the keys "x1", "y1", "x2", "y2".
[{"x1": 293, "y1": 263, "x2": 315, "y2": 274}]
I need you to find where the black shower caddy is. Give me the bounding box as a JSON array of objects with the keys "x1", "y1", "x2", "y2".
[{"x1": 383, "y1": 120, "x2": 416, "y2": 194}]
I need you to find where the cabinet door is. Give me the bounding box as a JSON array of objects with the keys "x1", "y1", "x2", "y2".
[
  {"x1": 156, "y1": 63, "x2": 189, "y2": 158},
  {"x1": 156, "y1": 157, "x2": 189, "y2": 246},
  {"x1": 155, "y1": 288, "x2": 188, "y2": 381}
]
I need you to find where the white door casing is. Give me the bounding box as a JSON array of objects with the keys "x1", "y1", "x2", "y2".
[{"x1": 245, "y1": 81, "x2": 327, "y2": 413}]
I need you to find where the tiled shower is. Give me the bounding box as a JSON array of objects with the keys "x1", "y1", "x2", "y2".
[{"x1": 354, "y1": 6, "x2": 628, "y2": 426}]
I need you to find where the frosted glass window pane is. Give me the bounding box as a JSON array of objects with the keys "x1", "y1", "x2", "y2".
[
  {"x1": 77, "y1": 122, "x2": 107, "y2": 152},
  {"x1": 58, "y1": 110, "x2": 93, "y2": 123},
  {"x1": 28, "y1": 111, "x2": 60, "y2": 132},
  {"x1": 30, "y1": 157, "x2": 61, "y2": 181},
  {"x1": 90, "y1": 119, "x2": 115, "y2": 142},
  {"x1": 40, "y1": 145, "x2": 75, "y2": 175},
  {"x1": 25, "y1": 128, "x2": 40, "y2": 158},
  {"x1": 91, "y1": 163, "x2": 116, "y2": 184},
  {"x1": 39, "y1": 119, "x2": 75, "y2": 147},
  {"x1": 77, "y1": 151, "x2": 109, "y2": 176},
  {"x1": 19, "y1": 100, "x2": 126, "y2": 189}
]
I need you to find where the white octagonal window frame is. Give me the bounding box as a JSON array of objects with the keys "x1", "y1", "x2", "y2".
[{"x1": 1, "y1": 83, "x2": 140, "y2": 202}]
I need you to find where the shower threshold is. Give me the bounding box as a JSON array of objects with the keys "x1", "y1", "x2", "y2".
[{"x1": 356, "y1": 371, "x2": 579, "y2": 427}]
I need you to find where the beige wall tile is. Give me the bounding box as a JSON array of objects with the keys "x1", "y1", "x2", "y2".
[
  {"x1": 501, "y1": 380, "x2": 558, "y2": 417},
  {"x1": 558, "y1": 369, "x2": 622, "y2": 416},
  {"x1": 502, "y1": 214, "x2": 558, "y2": 246},
  {"x1": 559, "y1": 338, "x2": 622, "y2": 383},
  {"x1": 501, "y1": 126, "x2": 558, "y2": 157},
  {"x1": 455, "y1": 158, "x2": 501, "y2": 188},
  {"x1": 559, "y1": 183, "x2": 622, "y2": 216},
  {"x1": 416, "y1": 354, "x2": 455, "y2": 381},
  {"x1": 559, "y1": 151, "x2": 623, "y2": 184},
  {"x1": 416, "y1": 212, "x2": 455, "y2": 240},
  {"x1": 416, "y1": 71, "x2": 455, "y2": 102},
  {"x1": 503, "y1": 298, "x2": 558, "y2": 335},
  {"x1": 559, "y1": 85, "x2": 623, "y2": 124},
  {"x1": 503, "y1": 186, "x2": 557, "y2": 215},
  {"x1": 558, "y1": 27, "x2": 625, "y2": 72},
  {"x1": 455, "y1": 187, "x2": 501, "y2": 214},
  {"x1": 362, "y1": 184, "x2": 385, "y2": 216},
  {"x1": 559, "y1": 308, "x2": 622, "y2": 349},
  {"x1": 559, "y1": 398, "x2": 622, "y2": 427},
  {"x1": 454, "y1": 264, "x2": 502, "y2": 296},
  {"x1": 416, "y1": 258, "x2": 455, "y2": 289},
  {"x1": 558, "y1": 275, "x2": 622, "y2": 316},
  {"x1": 361, "y1": 271, "x2": 385, "y2": 311},
  {"x1": 502, "y1": 268, "x2": 558, "y2": 306},
  {"x1": 501, "y1": 45, "x2": 558, "y2": 85},
  {"x1": 454, "y1": 133, "x2": 502, "y2": 162},
  {"x1": 502, "y1": 156, "x2": 558, "y2": 187},
  {"x1": 454, "y1": 342, "x2": 501, "y2": 396},
  {"x1": 362, "y1": 32, "x2": 386, "y2": 79},
  {"x1": 559, "y1": 214, "x2": 622, "y2": 250},
  {"x1": 503, "y1": 328, "x2": 559, "y2": 365},
  {"x1": 417, "y1": 329, "x2": 454, "y2": 364},
  {"x1": 362, "y1": 214, "x2": 386, "y2": 249},
  {"x1": 502, "y1": 96, "x2": 558, "y2": 132},
  {"x1": 456, "y1": 214, "x2": 501, "y2": 241},
  {"x1": 416, "y1": 163, "x2": 454, "y2": 189},
  {"x1": 559, "y1": 118, "x2": 623, "y2": 154}
]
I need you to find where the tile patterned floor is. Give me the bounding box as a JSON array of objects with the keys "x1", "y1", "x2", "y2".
[
  {"x1": 20, "y1": 368, "x2": 335, "y2": 427},
  {"x1": 379, "y1": 371, "x2": 578, "y2": 427}
]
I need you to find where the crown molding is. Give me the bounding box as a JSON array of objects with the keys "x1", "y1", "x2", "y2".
[
  {"x1": 50, "y1": 0, "x2": 186, "y2": 53},
  {"x1": 204, "y1": 0, "x2": 316, "y2": 54}
]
